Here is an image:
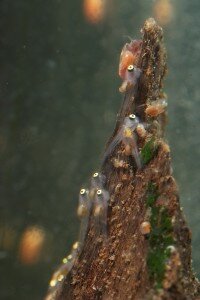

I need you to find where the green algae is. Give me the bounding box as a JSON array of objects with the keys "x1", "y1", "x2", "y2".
[
  {"x1": 141, "y1": 138, "x2": 156, "y2": 165},
  {"x1": 146, "y1": 184, "x2": 174, "y2": 288},
  {"x1": 146, "y1": 182, "x2": 157, "y2": 207}
]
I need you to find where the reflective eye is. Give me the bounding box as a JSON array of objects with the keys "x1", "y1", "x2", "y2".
[
  {"x1": 93, "y1": 172, "x2": 99, "y2": 178},
  {"x1": 62, "y1": 257, "x2": 68, "y2": 264},
  {"x1": 50, "y1": 279, "x2": 57, "y2": 287},
  {"x1": 72, "y1": 241, "x2": 79, "y2": 250},
  {"x1": 80, "y1": 188, "x2": 86, "y2": 195},
  {"x1": 97, "y1": 189, "x2": 102, "y2": 196},
  {"x1": 58, "y1": 275, "x2": 64, "y2": 282},
  {"x1": 127, "y1": 64, "x2": 134, "y2": 72},
  {"x1": 129, "y1": 114, "x2": 136, "y2": 120}
]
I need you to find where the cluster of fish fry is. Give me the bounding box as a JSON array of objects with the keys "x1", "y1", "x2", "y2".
[
  {"x1": 45, "y1": 38, "x2": 168, "y2": 300},
  {"x1": 45, "y1": 172, "x2": 109, "y2": 299}
]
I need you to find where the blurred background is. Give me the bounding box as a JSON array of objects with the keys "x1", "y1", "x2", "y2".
[{"x1": 0, "y1": 0, "x2": 199, "y2": 299}]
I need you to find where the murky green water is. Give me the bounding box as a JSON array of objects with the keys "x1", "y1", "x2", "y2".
[{"x1": 0, "y1": 1, "x2": 199, "y2": 299}]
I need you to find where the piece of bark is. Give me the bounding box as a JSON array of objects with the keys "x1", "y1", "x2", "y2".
[{"x1": 55, "y1": 18, "x2": 200, "y2": 300}]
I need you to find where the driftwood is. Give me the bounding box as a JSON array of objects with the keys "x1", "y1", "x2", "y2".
[{"x1": 48, "y1": 18, "x2": 200, "y2": 300}]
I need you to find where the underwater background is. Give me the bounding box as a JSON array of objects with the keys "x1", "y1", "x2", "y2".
[{"x1": 0, "y1": 0, "x2": 199, "y2": 299}]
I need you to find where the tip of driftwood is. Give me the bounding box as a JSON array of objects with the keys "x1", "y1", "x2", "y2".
[{"x1": 144, "y1": 17, "x2": 157, "y2": 30}]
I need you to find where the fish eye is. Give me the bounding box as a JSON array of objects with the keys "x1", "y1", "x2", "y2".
[
  {"x1": 129, "y1": 114, "x2": 136, "y2": 120},
  {"x1": 72, "y1": 241, "x2": 79, "y2": 250},
  {"x1": 58, "y1": 275, "x2": 64, "y2": 282},
  {"x1": 62, "y1": 257, "x2": 68, "y2": 264},
  {"x1": 97, "y1": 189, "x2": 102, "y2": 196},
  {"x1": 127, "y1": 64, "x2": 134, "y2": 72},
  {"x1": 80, "y1": 188, "x2": 86, "y2": 195},
  {"x1": 93, "y1": 172, "x2": 99, "y2": 178}
]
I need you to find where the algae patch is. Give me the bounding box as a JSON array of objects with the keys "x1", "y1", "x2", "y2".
[
  {"x1": 146, "y1": 184, "x2": 174, "y2": 288},
  {"x1": 141, "y1": 138, "x2": 156, "y2": 165}
]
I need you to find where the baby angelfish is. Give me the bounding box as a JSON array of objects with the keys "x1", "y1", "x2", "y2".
[
  {"x1": 119, "y1": 64, "x2": 141, "y2": 93},
  {"x1": 91, "y1": 172, "x2": 106, "y2": 189},
  {"x1": 102, "y1": 114, "x2": 142, "y2": 169},
  {"x1": 119, "y1": 39, "x2": 142, "y2": 78},
  {"x1": 119, "y1": 39, "x2": 142, "y2": 93},
  {"x1": 77, "y1": 188, "x2": 90, "y2": 218},
  {"x1": 77, "y1": 188, "x2": 91, "y2": 246},
  {"x1": 89, "y1": 172, "x2": 107, "y2": 200},
  {"x1": 93, "y1": 188, "x2": 110, "y2": 238},
  {"x1": 46, "y1": 242, "x2": 79, "y2": 300}
]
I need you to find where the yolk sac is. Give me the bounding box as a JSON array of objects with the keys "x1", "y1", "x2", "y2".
[
  {"x1": 77, "y1": 188, "x2": 90, "y2": 218},
  {"x1": 93, "y1": 188, "x2": 110, "y2": 239},
  {"x1": 77, "y1": 188, "x2": 91, "y2": 247}
]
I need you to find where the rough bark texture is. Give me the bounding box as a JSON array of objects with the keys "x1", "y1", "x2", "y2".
[{"x1": 55, "y1": 18, "x2": 200, "y2": 300}]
